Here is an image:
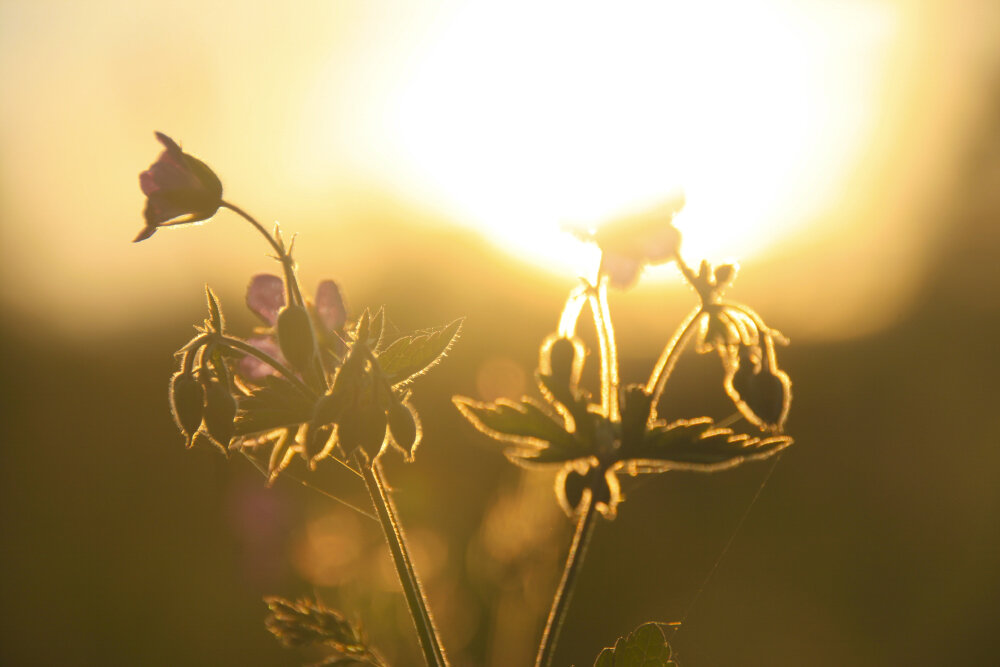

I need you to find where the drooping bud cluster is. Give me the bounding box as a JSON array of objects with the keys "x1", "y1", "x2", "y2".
[
  {"x1": 724, "y1": 340, "x2": 791, "y2": 432},
  {"x1": 167, "y1": 353, "x2": 239, "y2": 452}
]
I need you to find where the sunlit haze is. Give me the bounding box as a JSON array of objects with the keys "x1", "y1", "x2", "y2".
[
  {"x1": 0, "y1": 0, "x2": 994, "y2": 340},
  {"x1": 371, "y1": 1, "x2": 896, "y2": 274}
]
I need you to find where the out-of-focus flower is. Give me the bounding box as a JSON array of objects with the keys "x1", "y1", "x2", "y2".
[
  {"x1": 238, "y1": 274, "x2": 347, "y2": 380},
  {"x1": 134, "y1": 132, "x2": 223, "y2": 242},
  {"x1": 575, "y1": 194, "x2": 686, "y2": 288}
]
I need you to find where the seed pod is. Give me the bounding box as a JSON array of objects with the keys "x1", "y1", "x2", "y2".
[
  {"x1": 202, "y1": 378, "x2": 237, "y2": 448},
  {"x1": 276, "y1": 304, "x2": 318, "y2": 371},
  {"x1": 387, "y1": 400, "x2": 420, "y2": 459},
  {"x1": 169, "y1": 371, "x2": 205, "y2": 445}
]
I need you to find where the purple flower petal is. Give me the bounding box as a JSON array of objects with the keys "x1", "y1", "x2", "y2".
[
  {"x1": 601, "y1": 253, "x2": 643, "y2": 289},
  {"x1": 640, "y1": 225, "x2": 682, "y2": 264},
  {"x1": 246, "y1": 274, "x2": 285, "y2": 326},
  {"x1": 237, "y1": 336, "x2": 285, "y2": 380},
  {"x1": 314, "y1": 280, "x2": 346, "y2": 332}
]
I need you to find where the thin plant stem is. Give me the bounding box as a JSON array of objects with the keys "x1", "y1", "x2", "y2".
[
  {"x1": 644, "y1": 306, "x2": 704, "y2": 422},
  {"x1": 586, "y1": 280, "x2": 620, "y2": 421},
  {"x1": 596, "y1": 279, "x2": 620, "y2": 422},
  {"x1": 354, "y1": 453, "x2": 448, "y2": 666},
  {"x1": 557, "y1": 285, "x2": 588, "y2": 338},
  {"x1": 213, "y1": 334, "x2": 315, "y2": 398},
  {"x1": 221, "y1": 201, "x2": 305, "y2": 307},
  {"x1": 535, "y1": 493, "x2": 599, "y2": 667}
]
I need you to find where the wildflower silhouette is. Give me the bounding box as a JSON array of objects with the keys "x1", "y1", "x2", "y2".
[
  {"x1": 136, "y1": 133, "x2": 795, "y2": 667},
  {"x1": 136, "y1": 133, "x2": 456, "y2": 666},
  {"x1": 134, "y1": 132, "x2": 223, "y2": 242},
  {"x1": 453, "y1": 197, "x2": 794, "y2": 667}
]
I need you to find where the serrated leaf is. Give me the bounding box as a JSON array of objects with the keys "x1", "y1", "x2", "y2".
[
  {"x1": 205, "y1": 285, "x2": 224, "y2": 332},
  {"x1": 453, "y1": 396, "x2": 586, "y2": 464},
  {"x1": 594, "y1": 622, "x2": 676, "y2": 667},
  {"x1": 622, "y1": 418, "x2": 792, "y2": 473},
  {"x1": 378, "y1": 318, "x2": 463, "y2": 386},
  {"x1": 234, "y1": 375, "x2": 316, "y2": 436}
]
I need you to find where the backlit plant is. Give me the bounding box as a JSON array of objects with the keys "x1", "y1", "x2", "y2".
[{"x1": 136, "y1": 133, "x2": 793, "y2": 667}]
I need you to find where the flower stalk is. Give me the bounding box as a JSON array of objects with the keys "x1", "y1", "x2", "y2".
[
  {"x1": 221, "y1": 201, "x2": 305, "y2": 308},
  {"x1": 535, "y1": 493, "x2": 599, "y2": 667},
  {"x1": 354, "y1": 453, "x2": 449, "y2": 667}
]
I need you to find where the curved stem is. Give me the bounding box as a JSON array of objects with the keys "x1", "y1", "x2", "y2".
[
  {"x1": 586, "y1": 280, "x2": 620, "y2": 421},
  {"x1": 214, "y1": 334, "x2": 315, "y2": 398},
  {"x1": 535, "y1": 494, "x2": 598, "y2": 667},
  {"x1": 644, "y1": 306, "x2": 704, "y2": 422},
  {"x1": 557, "y1": 285, "x2": 588, "y2": 338},
  {"x1": 596, "y1": 280, "x2": 620, "y2": 422},
  {"x1": 221, "y1": 201, "x2": 305, "y2": 306},
  {"x1": 355, "y1": 454, "x2": 448, "y2": 666}
]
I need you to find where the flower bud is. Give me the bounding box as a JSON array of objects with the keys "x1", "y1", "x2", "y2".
[
  {"x1": 313, "y1": 387, "x2": 348, "y2": 426},
  {"x1": 713, "y1": 263, "x2": 737, "y2": 288},
  {"x1": 540, "y1": 335, "x2": 585, "y2": 395},
  {"x1": 338, "y1": 402, "x2": 388, "y2": 460},
  {"x1": 387, "y1": 400, "x2": 420, "y2": 459},
  {"x1": 558, "y1": 467, "x2": 588, "y2": 516},
  {"x1": 277, "y1": 304, "x2": 318, "y2": 371},
  {"x1": 169, "y1": 371, "x2": 204, "y2": 445},
  {"x1": 202, "y1": 378, "x2": 237, "y2": 447},
  {"x1": 726, "y1": 348, "x2": 791, "y2": 431}
]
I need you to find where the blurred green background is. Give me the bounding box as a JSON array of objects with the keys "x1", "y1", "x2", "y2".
[{"x1": 2, "y1": 1, "x2": 1000, "y2": 665}]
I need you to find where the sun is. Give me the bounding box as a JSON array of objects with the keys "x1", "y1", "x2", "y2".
[{"x1": 310, "y1": 1, "x2": 897, "y2": 279}]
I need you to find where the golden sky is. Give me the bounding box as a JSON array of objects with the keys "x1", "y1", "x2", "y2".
[{"x1": 0, "y1": 0, "x2": 996, "y2": 341}]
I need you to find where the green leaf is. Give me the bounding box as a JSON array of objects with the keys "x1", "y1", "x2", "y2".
[
  {"x1": 205, "y1": 285, "x2": 224, "y2": 332},
  {"x1": 234, "y1": 375, "x2": 316, "y2": 437},
  {"x1": 622, "y1": 418, "x2": 792, "y2": 473},
  {"x1": 594, "y1": 622, "x2": 676, "y2": 667},
  {"x1": 378, "y1": 318, "x2": 463, "y2": 386},
  {"x1": 452, "y1": 396, "x2": 585, "y2": 465}
]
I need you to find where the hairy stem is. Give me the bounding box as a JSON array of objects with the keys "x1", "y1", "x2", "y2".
[
  {"x1": 587, "y1": 280, "x2": 620, "y2": 421},
  {"x1": 644, "y1": 307, "x2": 703, "y2": 422},
  {"x1": 557, "y1": 285, "x2": 588, "y2": 338},
  {"x1": 535, "y1": 494, "x2": 598, "y2": 667},
  {"x1": 221, "y1": 201, "x2": 305, "y2": 307},
  {"x1": 355, "y1": 454, "x2": 448, "y2": 666}
]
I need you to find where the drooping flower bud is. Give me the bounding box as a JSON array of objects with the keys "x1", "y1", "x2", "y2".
[
  {"x1": 543, "y1": 336, "x2": 582, "y2": 387},
  {"x1": 725, "y1": 345, "x2": 791, "y2": 431},
  {"x1": 276, "y1": 304, "x2": 318, "y2": 371},
  {"x1": 169, "y1": 371, "x2": 205, "y2": 445},
  {"x1": 558, "y1": 467, "x2": 588, "y2": 516},
  {"x1": 202, "y1": 378, "x2": 237, "y2": 448}
]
